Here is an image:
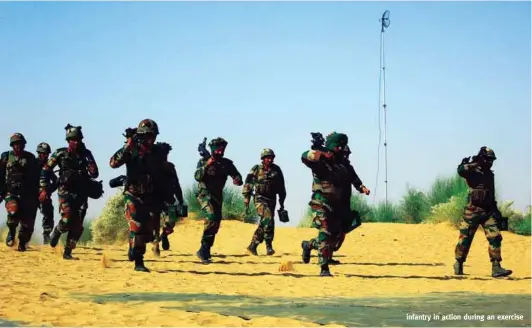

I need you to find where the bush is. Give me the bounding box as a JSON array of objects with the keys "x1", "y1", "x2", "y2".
[
  {"x1": 298, "y1": 206, "x2": 313, "y2": 228},
  {"x1": 367, "y1": 202, "x2": 400, "y2": 223},
  {"x1": 183, "y1": 185, "x2": 258, "y2": 224},
  {"x1": 500, "y1": 202, "x2": 531, "y2": 236},
  {"x1": 398, "y1": 187, "x2": 430, "y2": 224},
  {"x1": 91, "y1": 189, "x2": 128, "y2": 245},
  {"x1": 425, "y1": 190, "x2": 468, "y2": 228},
  {"x1": 426, "y1": 175, "x2": 468, "y2": 206}
]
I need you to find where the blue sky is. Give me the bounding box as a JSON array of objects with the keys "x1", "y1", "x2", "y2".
[{"x1": 0, "y1": 1, "x2": 530, "y2": 227}]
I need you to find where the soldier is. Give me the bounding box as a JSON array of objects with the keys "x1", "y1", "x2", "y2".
[
  {"x1": 454, "y1": 146, "x2": 512, "y2": 278},
  {"x1": 152, "y1": 142, "x2": 185, "y2": 254},
  {"x1": 36, "y1": 142, "x2": 58, "y2": 244},
  {"x1": 300, "y1": 132, "x2": 351, "y2": 277},
  {"x1": 330, "y1": 145, "x2": 370, "y2": 264},
  {"x1": 242, "y1": 148, "x2": 286, "y2": 256},
  {"x1": 194, "y1": 137, "x2": 243, "y2": 264},
  {"x1": 110, "y1": 119, "x2": 163, "y2": 272},
  {"x1": 0, "y1": 133, "x2": 40, "y2": 251},
  {"x1": 39, "y1": 125, "x2": 100, "y2": 259}
]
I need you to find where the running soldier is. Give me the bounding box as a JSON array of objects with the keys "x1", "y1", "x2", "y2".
[{"x1": 36, "y1": 142, "x2": 58, "y2": 244}]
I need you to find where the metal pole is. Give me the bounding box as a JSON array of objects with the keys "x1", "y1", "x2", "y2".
[{"x1": 379, "y1": 10, "x2": 390, "y2": 205}]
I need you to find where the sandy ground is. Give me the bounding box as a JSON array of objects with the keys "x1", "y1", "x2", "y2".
[{"x1": 0, "y1": 219, "x2": 530, "y2": 326}]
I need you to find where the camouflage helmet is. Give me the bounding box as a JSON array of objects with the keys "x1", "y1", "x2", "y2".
[
  {"x1": 36, "y1": 142, "x2": 51, "y2": 153},
  {"x1": 209, "y1": 137, "x2": 228, "y2": 151},
  {"x1": 261, "y1": 148, "x2": 275, "y2": 159},
  {"x1": 156, "y1": 142, "x2": 172, "y2": 155},
  {"x1": 10, "y1": 133, "x2": 26, "y2": 146},
  {"x1": 137, "y1": 119, "x2": 159, "y2": 135},
  {"x1": 325, "y1": 131, "x2": 348, "y2": 151},
  {"x1": 478, "y1": 146, "x2": 497, "y2": 160},
  {"x1": 65, "y1": 124, "x2": 83, "y2": 140}
]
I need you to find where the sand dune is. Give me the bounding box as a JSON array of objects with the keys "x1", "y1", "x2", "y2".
[{"x1": 0, "y1": 220, "x2": 530, "y2": 326}]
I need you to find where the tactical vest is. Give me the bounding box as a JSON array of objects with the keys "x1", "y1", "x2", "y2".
[
  {"x1": 56, "y1": 149, "x2": 90, "y2": 189},
  {"x1": 125, "y1": 149, "x2": 161, "y2": 197},
  {"x1": 465, "y1": 166, "x2": 496, "y2": 208},
  {"x1": 4, "y1": 151, "x2": 32, "y2": 193},
  {"x1": 253, "y1": 164, "x2": 281, "y2": 197},
  {"x1": 311, "y1": 161, "x2": 350, "y2": 203}
]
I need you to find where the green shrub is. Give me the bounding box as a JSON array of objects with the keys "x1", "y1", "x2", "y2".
[
  {"x1": 398, "y1": 187, "x2": 430, "y2": 224},
  {"x1": 367, "y1": 201, "x2": 400, "y2": 223},
  {"x1": 425, "y1": 190, "x2": 468, "y2": 228},
  {"x1": 298, "y1": 206, "x2": 313, "y2": 228},
  {"x1": 90, "y1": 189, "x2": 128, "y2": 245},
  {"x1": 427, "y1": 175, "x2": 468, "y2": 206}
]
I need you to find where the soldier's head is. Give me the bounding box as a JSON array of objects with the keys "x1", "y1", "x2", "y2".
[
  {"x1": 137, "y1": 119, "x2": 159, "y2": 148},
  {"x1": 65, "y1": 124, "x2": 83, "y2": 151},
  {"x1": 209, "y1": 137, "x2": 227, "y2": 159},
  {"x1": 36, "y1": 142, "x2": 51, "y2": 161},
  {"x1": 10, "y1": 133, "x2": 26, "y2": 154},
  {"x1": 156, "y1": 142, "x2": 172, "y2": 161},
  {"x1": 343, "y1": 145, "x2": 351, "y2": 160},
  {"x1": 477, "y1": 146, "x2": 496, "y2": 168},
  {"x1": 261, "y1": 148, "x2": 275, "y2": 166},
  {"x1": 325, "y1": 132, "x2": 348, "y2": 157}
]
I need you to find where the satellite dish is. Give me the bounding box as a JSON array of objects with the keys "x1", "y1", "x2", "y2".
[{"x1": 380, "y1": 10, "x2": 390, "y2": 30}]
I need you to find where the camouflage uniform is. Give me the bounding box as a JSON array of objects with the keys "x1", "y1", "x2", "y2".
[
  {"x1": 0, "y1": 133, "x2": 40, "y2": 251},
  {"x1": 453, "y1": 147, "x2": 512, "y2": 278},
  {"x1": 152, "y1": 142, "x2": 184, "y2": 254},
  {"x1": 330, "y1": 145, "x2": 369, "y2": 263},
  {"x1": 40, "y1": 125, "x2": 100, "y2": 259},
  {"x1": 300, "y1": 132, "x2": 351, "y2": 276},
  {"x1": 110, "y1": 119, "x2": 164, "y2": 272},
  {"x1": 194, "y1": 137, "x2": 243, "y2": 264},
  {"x1": 243, "y1": 148, "x2": 286, "y2": 256},
  {"x1": 36, "y1": 142, "x2": 58, "y2": 243}
]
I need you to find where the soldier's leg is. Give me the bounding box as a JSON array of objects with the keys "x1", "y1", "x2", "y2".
[
  {"x1": 247, "y1": 202, "x2": 267, "y2": 255},
  {"x1": 124, "y1": 194, "x2": 150, "y2": 272},
  {"x1": 4, "y1": 195, "x2": 21, "y2": 247},
  {"x1": 40, "y1": 199, "x2": 54, "y2": 244},
  {"x1": 482, "y1": 217, "x2": 512, "y2": 277},
  {"x1": 311, "y1": 208, "x2": 335, "y2": 276},
  {"x1": 61, "y1": 196, "x2": 85, "y2": 260},
  {"x1": 263, "y1": 204, "x2": 275, "y2": 255},
  {"x1": 17, "y1": 198, "x2": 39, "y2": 251},
  {"x1": 160, "y1": 209, "x2": 172, "y2": 251},
  {"x1": 49, "y1": 192, "x2": 74, "y2": 248},
  {"x1": 453, "y1": 213, "x2": 480, "y2": 274},
  {"x1": 151, "y1": 208, "x2": 161, "y2": 257},
  {"x1": 197, "y1": 197, "x2": 220, "y2": 263}
]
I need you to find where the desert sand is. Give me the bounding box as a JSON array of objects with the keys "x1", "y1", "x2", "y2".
[{"x1": 0, "y1": 219, "x2": 530, "y2": 326}]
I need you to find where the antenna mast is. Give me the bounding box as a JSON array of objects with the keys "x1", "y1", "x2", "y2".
[{"x1": 379, "y1": 10, "x2": 390, "y2": 205}]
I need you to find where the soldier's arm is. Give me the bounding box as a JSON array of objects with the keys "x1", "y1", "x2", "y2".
[
  {"x1": 226, "y1": 159, "x2": 243, "y2": 186},
  {"x1": 170, "y1": 163, "x2": 184, "y2": 204},
  {"x1": 457, "y1": 158, "x2": 479, "y2": 177},
  {"x1": 41, "y1": 151, "x2": 60, "y2": 190},
  {"x1": 301, "y1": 150, "x2": 328, "y2": 168},
  {"x1": 347, "y1": 162, "x2": 366, "y2": 193},
  {"x1": 109, "y1": 145, "x2": 133, "y2": 169},
  {"x1": 0, "y1": 152, "x2": 8, "y2": 196},
  {"x1": 242, "y1": 165, "x2": 259, "y2": 201},
  {"x1": 85, "y1": 149, "x2": 99, "y2": 179},
  {"x1": 194, "y1": 158, "x2": 209, "y2": 182},
  {"x1": 276, "y1": 166, "x2": 287, "y2": 207}
]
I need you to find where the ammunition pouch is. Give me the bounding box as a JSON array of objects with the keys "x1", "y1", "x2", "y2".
[
  {"x1": 343, "y1": 210, "x2": 362, "y2": 233},
  {"x1": 278, "y1": 209, "x2": 289, "y2": 223},
  {"x1": 86, "y1": 179, "x2": 104, "y2": 199},
  {"x1": 469, "y1": 189, "x2": 491, "y2": 207},
  {"x1": 496, "y1": 217, "x2": 509, "y2": 231},
  {"x1": 6, "y1": 180, "x2": 23, "y2": 193}
]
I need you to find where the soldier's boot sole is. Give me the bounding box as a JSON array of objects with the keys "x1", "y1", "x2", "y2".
[
  {"x1": 301, "y1": 241, "x2": 311, "y2": 264},
  {"x1": 266, "y1": 248, "x2": 275, "y2": 256},
  {"x1": 453, "y1": 261, "x2": 464, "y2": 275},
  {"x1": 161, "y1": 234, "x2": 170, "y2": 251},
  {"x1": 196, "y1": 250, "x2": 211, "y2": 264},
  {"x1": 320, "y1": 265, "x2": 333, "y2": 277},
  {"x1": 135, "y1": 266, "x2": 150, "y2": 272},
  {"x1": 63, "y1": 248, "x2": 74, "y2": 260}
]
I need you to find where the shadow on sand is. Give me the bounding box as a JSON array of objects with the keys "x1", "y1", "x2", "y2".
[{"x1": 75, "y1": 291, "x2": 531, "y2": 327}]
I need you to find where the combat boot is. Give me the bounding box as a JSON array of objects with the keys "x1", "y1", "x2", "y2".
[
  {"x1": 63, "y1": 247, "x2": 73, "y2": 260},
  {"x1": 247, "y1": 242, "x2": 258, "y2": 256},
  {"x1": 134, "y1": 254, "x2": 150, "y2": 272},
  {"x1": 17, "y1": 238, "x2": 27, "y2": 252},
  {"x1": 160, "y1": 233, "x2": 170, "y2": 251},
  {"x1": 329, "y1": 258, "x2": 341, "y2": 265},
  {"x1": 43, "y1": 232, "x2": 51, "y2": 245},
  {"x1": 265, "y1": 241, "x2": 275, "y2": 256},
  {"x1": 49, "y1": 227, "x2": 62, "y2": 248},
  {"x1": 453, "y1": 260, "x2": 464, "y2": 275},
  {"x1": 5, "y1": 227, "x2": 16, "y2": 247},
  {"x1": 196, "y1": 244, "x2": 211, "y2": 264},
  {"x1": 492, "y1": 260, "x2": 512, "y2": 278},
  {"x1": 301, "y1": 241, "x2": 311, "y2": 264},
  {"x1": 320, "y1": 264, "x2": 332, "y2": 277}
]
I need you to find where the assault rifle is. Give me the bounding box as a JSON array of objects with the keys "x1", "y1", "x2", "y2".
[
  {"x1": 109, "y1": 175, "x2": 127, "y2": 188},
  {"x1": 198, "y1": 137, "x2": 210, "y2": 159},
  {"x1": 123, "y1": 127, "x2": 140, "y2": 143}
]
